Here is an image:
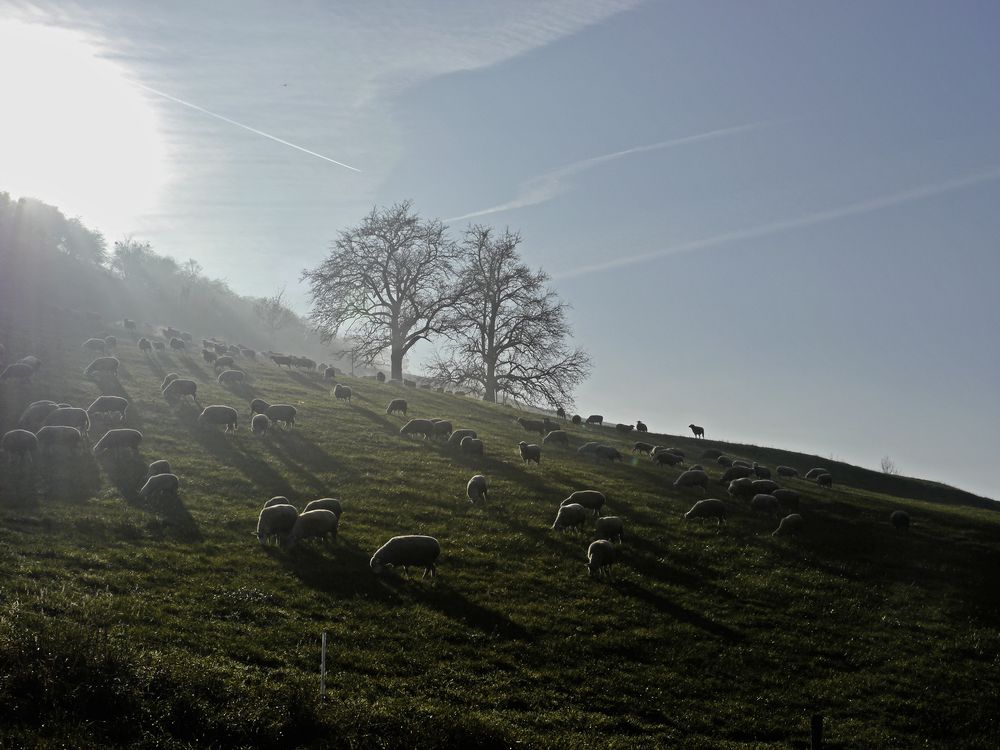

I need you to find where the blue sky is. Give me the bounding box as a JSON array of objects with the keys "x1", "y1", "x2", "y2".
[{"x1": 1, "y1": 1, "x2": 998, "y2": 498}]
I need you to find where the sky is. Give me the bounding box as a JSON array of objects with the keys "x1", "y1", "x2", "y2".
[{"x1": 0, "y1": 1, "x2": 998, "y2": 499}]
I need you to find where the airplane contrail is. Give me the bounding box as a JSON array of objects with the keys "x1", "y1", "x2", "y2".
[
  {"x1": 133, "y1": 81, "x2": 362, "y2": 173},
  {"x1": 552, "y1": 165, "x2": 1000, "y2": 280},
  {"x1": 446, "y1": 122, "x2": 770, "y2": 223}
]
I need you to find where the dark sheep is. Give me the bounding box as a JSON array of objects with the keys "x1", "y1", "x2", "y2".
[
  {"x1": 890, "y1": 510, "x2": 910, "y2": 531},
  {"x1": 636, "y1": 420, "x2": 647, "y2": 433},
  {"x1": 572, "y1": 415, "x2": 582, "y2": 425},
  {"x1": 169, "y1": 337, "x2": 186, "y2": 351},
  {"x1": 399, "y1": 419, "x2": 435, "y2": 439},
  {"x1": 632, "y1": 442, "x2": 655, "y2": 455},
  {"x1": 460, "y1": 437, "x2": 484, "y2": 456},
  {"x1": 776, "y1": 465, "x2": 799, "y2": 478},
  {"x1": 516, "y1": 417, "x2": 547, "y2": 435},
  {"x1": 543, "y1": 430, "x2": 569, "y2": 446},
  {"x1": 586, "y1": 414, "x2": 604, "y2": 426},
  {"x1": 688, "y1": 424, "x2": 705, "y2": 438},
  {"x1": 518, "y1": 441, "x2": 541, "y2": 464}
]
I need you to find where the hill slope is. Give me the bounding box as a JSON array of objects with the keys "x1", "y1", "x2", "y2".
[{"x1": 1, "y1": 314, "x2": 999, "y2": 749}]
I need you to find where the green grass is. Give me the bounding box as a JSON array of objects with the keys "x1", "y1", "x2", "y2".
[{"x1": 2, "y1": 313, "x2": 999, "y2": 749}]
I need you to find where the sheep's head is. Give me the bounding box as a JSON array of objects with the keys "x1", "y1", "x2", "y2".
[{"x1": 370, "y1": 555, "x2": 385, "y2": 575}]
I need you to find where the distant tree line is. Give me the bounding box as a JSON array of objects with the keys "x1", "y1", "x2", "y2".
[{"x1": 302, "y1": 201, "x2": 591, "y2": 407}]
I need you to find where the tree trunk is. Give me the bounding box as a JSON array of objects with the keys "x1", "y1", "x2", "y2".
[
  {"x1": 483, "y1": 362, "x2": 497, "y2": 403},
  {"x1": 390, "y1": 348, "x2": 404, "y2": 381}
]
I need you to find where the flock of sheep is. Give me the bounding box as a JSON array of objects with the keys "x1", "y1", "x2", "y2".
[{"x1": 0, "y1": 319, "x2": 914, "y2": 583}]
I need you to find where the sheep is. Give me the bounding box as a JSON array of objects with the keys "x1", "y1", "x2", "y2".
[
  {"x1": 776, "y1": 465, "x2": 799, "y2": 478},
  {"x1": 674, "y1": 470, "x2": 709, "y2": 492},
  {"x1": 772, "y1": 513, "x2": 804, "y2": 537},
  {"x1": 632, "y1": 441, "x2": 655, "y2": 455},
  {"x1": 446, "y1": 429, "x2": 477, "y2": 446},
  {"x1": 516, "y1": 417, "x2": 547, "y2": 435},
  {"x1": 773, "y1": 488, "x2": 801, "y2": 512},
  {"x1": 594, "y1": 516, "x2": 624, "y2": 543},
  {"x1": 751, "y1": 479, "x2": 780, "y2": 495},
  {"x1": 17, "y1": 355, "x2": 41, "y2": 371},
  {"x1": 104, "y1": 336, "x2": 117, "y2": 349},
  {"x1": 690, "y1": 464, "x2": 704, "y2": 472},
  {"x1": 87, "y1": 396, "x2": 129, "y2": 424},
  {"x1": 138, "y1": 337, "x2": 152, "y2": 352},
  {"x1": 805, "y1": 468, "x2": 828, "y2": 480},
  {"x1": 665, "y1": 448, "x2": 685, "y2": 459},
  {"x1": 240, "y1": 348, "x2": 257, "y2": 360},
  {"x1": 263, "y1": 496, "x2": 292, "y2": 509},
  {"x1": 169, "y1": 337, "x2": 186, "y2": 351},
  {"x1": 161, "y1": 373, "x2": 180, "y2": 391},
  {"x1": 460, "y1": 437, "x2": 484, "y2": 456},
  {"x1": 333, "y1": 384, "x2": 353, "y2": 404},
  {"x1": 217, "y1": 370, "x2": 246, "y2": 386},
  {"x1": 84, "y1": 357, "x2": 120, "y2": 378},
  {"x1": 18, "y1": 400, "x2": 59, "y2": 430},
  {"x1": 250, "y1": 398, "x2": 271, "y2": 417},
  {"x1": 430, "y1": 420, "x2": 453, "y2": 439},
  {"x1": 214, "y1": 343, "x2": 229, "y2": 355},
  {"x1": 323, "y1": 366, "x2": 337, "y2": 380},
  {"x1": 123, "y1": 318, "x2": 136, "y2": 330},
  {"x1": 214, "y1": 355, "x2": 235, "y2": 370},
  {"x1": 689, "y1": 424, "x2": 705, "y2": 438},
  {"x1": 732, "y1": 459, "x2": 752, "y2": 469},
  {"x1": 202, "y1": 349, "x2": 218, "y2": 364},
  {"x1": 614, "y1": 423, "x2": 634, "y2": 434},
  {"x1": 552, "y1": 503, "x2": 588, "y2": 532},
  {"x1": 721, "y1": 465, "x2": 753, "y2": 483},
  {"x1": 890, "y1": 510, "x2": 910, "y2": 531},
  {"x1": 518, "y1": 441, "x2": 541, "y2": 464},
  {"x1": 403, "y1": 379, "x2": 417, "y2": 388},
  {"x1": 543, "y1": 430, "x2": 569, "y2": 446},
  {"x1": 750, "y1": 494, "x2": 780, "y2": 515},
  {"x1": 716, "y1": 456, "x2": 733, "y2": 467},
  {"x1": 303, "y1": 498, "x2": 343, "y2": 518},
  {"x1": 256, "y1": 504, "x2": 298, "y2": 545},
  {"x1": 593, "y1": 444, "x2": 623, "y2": 462},
  {"x1": 152, "y1": 341, "x2": 165, "y2": 351},
  {"x1": 138, "y1": 473, "x2": 180, "y2": 501},
  {"x1": 163, "y1": 379, "x2": 200, "y2": 406},
  {"x1": 586, "y1": 540, "x2": 616, "y2": 580},
  {"x1": 146, "y1": 459, "x2": 171, "y2": 479},
  {"x1": 265, "y1": 404, "x2": 297, "y2": 429},
  {"x1": 684, "y1": 498, "x2": 727, "y2": 524},
  {"x1": 556, "y1": 407, "x2": 566, "y2": 418},
  {"x1": 43, "y1": 407, "x2": 90, "y2": 435},
  {"x1": 636, "y1": 420, "x2": 647, "y2": 433},
  {"x1": 37, "y1": 425, "x2": 83, "y2": 453},
  {"x1": 752, "y1": 462, "x2": 772, "y2": 480},
  {"x1": 701, "y1": 449, "x2": 724, "y2": 460},
  {"x1": 399, "y1": 419, "x2": 435, "y2": 439},
  {"x1": 562, "y1": 490, "x2": 605, "y2": 518},
  {"x1": 467, "y1": 474, "x2": 488, "y2": 503},
  {"x1": 83, "y1": 337, "x2": 107, "y2": 353},
  {"x1": 92, "y1": 428, "x2": 142, "y2": 456},
  {"x1": 370, "y1": 535, "x2": 441, "y2": 578},
  {"x1": 1, "y1": 362, "x2": 35, "y2": 382},
  {"x1": 163, "y1": 326, "x2": 181, "y2": 339},
  {"x1": 281, "y1": 509, "x2": 339, "y2": 549},
  {"x1": 653, "y1": 451, "x2": 683, "y2": 467},
  {"x1": 376, "y1": 371, "x2": 386, "y2": 382},
  {"x1": 586, "y1": 414, "x2": 604, "y2": 426},
  {"x1": 180, "y1": 332, "x2": 193, "y2": 343},
  {"x1": 576, "y1": 441, "x2": 600, "y2": 456},
  {"x1": 198, "y1": 405, "x2": 239, "y2": 433},
  {"x1": 542, "y1": 418, "x2": 560, "y2": 433},
  {"x1": 727, "y1": 477, "x2": 755, "y2": 500},
  {"x1": 2, "y1": 429, "x2": 38, "y2": 463},
  {"x1": 251, "y1": 414, "x2": 270, "y2": 436},
  {"x1": 816, "y1": 474, "x2": 833, "y2": 488},
  {"x1": 571, "y1": 415, "x2": 582, "y2": 425}
]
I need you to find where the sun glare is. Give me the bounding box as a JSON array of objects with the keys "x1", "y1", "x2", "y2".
[{"x1": 0, "y1": 19, "x2": 166, "y2": 236}]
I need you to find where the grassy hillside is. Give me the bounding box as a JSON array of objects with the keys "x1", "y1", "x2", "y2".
[{"x1": 1, "y1": 313, "x2": 999, "y2": 749}]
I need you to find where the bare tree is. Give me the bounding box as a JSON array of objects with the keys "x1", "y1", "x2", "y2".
[
  {"x1": 427, "y1": 226, "x2": 590, "y2": 406},
  {"x1": 254, "y1": 286, "x2": 297, "y2": 345},
  {"x1": 881, "y1": 455, "x2": 900, "y2": 475},
  {"x1": 301, "y1": 202, "x2": 464, "y2": 380}
]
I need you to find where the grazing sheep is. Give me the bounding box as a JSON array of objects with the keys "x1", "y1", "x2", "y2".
[
  {"x1": 2, "y1": 429, "x2": 38, "y2": 463},
  {"x1": 87, "y1": 396, "x2": 129, "y2": 424},
  {"x1": 773, "y1": 488, "x2": 801, "y2": 512},
  {"x1": 430, "y1": 420, "x2": 453, "y2": 439},
  {"x1": 251, "y1": 414, "x2": 270, "y2": 436},
  {"x1": 303, "y1": 498, "x2": 343, "y2": 518},
  {"x1": 674, "y1": 470, "x2": 709, "y2": 492},
  {"x1": 689, "y1": 424, "x2": 705, "y2": 438},
  {"x1": 138, "y1": 337, "x2": 152, "y2": 352},
  {"x1": 250, "y1": 398, "x2": 271, "y2": 417},
  {"x1": 333, "y1": 384, "x2": 352, "y2": 404},
  {"x1": 636, "y1": 420, "x2": 647, "y2": 433},
  {"x1": 552, "y1": 503, "x2": 588, "y2": 532},
  {"x1": 214, "y1": 355, "x2": 235, "y2": 370},
  {"x1": 384, "y1": 398, "x2": 408, "y2": 417},
  {"x1": 586, "y1": 414, "x2": 604, "y2": 426},
  {"x1": 104, "y1": 336, "x2": 117, "y2": 348},
  {"x1": 1, "y1": 362, "x2": 35, "y2": 382},
  {"x1": 83, "y1": 337, "x2": 107, "y2": 353},
  {"x1": 92, "y1": 428, "x2": 142, "y2": 456},
  {"x1": 169, "y1": 337, "x2": 186, "y2": 351},
  {"x1": 594, "y1": 516, "x2": 624, "y2": 543},
  {"x1": 36, "y1": 425, "x2": 83, "y2": 452},
  {"x1": 576, "y1": 441, "x2": 600, "y2": 457},
  {"x1": 161, "y1": 373, "x2": 180, "y2": 391},
  {"x1": 138, "y1": 473, "x2": 180, "y2": 501},
  {"x1": 370, "y1": 535, "x2": 441, "y2": 578},
  {"x1": 85, "y1": 357, "x2": 120, "y2": 377},
  {"x1": 265, "y1": 404, "x2": 297, "y2": 429},
  {"x1": 467, "y1": 474, "x2": 488, "y2": 503},
  {"x1": 750, "y1": 494, "x2": 780, "y2": 515},
  {"x1": 891, "y1": 510, "x2": 910, "y2": 531},
  {"x1": 217, "y1": 369, "x2": 246, "y2": 386},
  {"x1": 752, "y1": 463, "x2": 772, "y2": 480},
  {"x1": 198, "y1": 405, "x2": 239, "y2": 433},
  {"x1": 684, "y1": 498, "x2": 727, "y2": 524},
  {"x1": 562, "y1": 490, "x2": 605, "y2": 517},
  {"x1": 518, "y1": 441, "x2": 541, "y2": 464},
  {"x1": 163, "y1": 378, "x2": 200, "y2": 406},
  {"x1": 632, "y1": 441, "x2": 655, "y2": 455},
  {"x1": 586, "y1": 540, "x2": 616, "y2": 580},
  {"x1": 460, "y1": 437, "x2": 484, "y2": 456},
  {"x1": 43, "y1": 407, "x2": 90, "y2": 435},
  {"x1": 593, "y1": 444, "x2": 623, "y2": 462},
  {"x1": 727, "y1": 477, "x2": 755, "y2": 501},
  {"x1": 721, "y1": 465, "x2": 753, "y2": 483},
  {"x1": 447, "y1": 429, "x2": 477, "y2": 446},
  {"x1": 653, "y1": 451, "x2": 683, "y2": 467},
  {"x1": 772, "y1": 513, "x2": 804, "y2": 537},
  {"x1": 264, "y1": 496, "x2": 292, "y2": 509},
  {"x1": 202, "y1": 350, "x2": 218, "y2": 363},
  {"x1": 572, "y1": 415, "x2": 582, "y2": 425},
  {"x1": 18, "y1": 400, "x2": 59, "y2": 430},
  {"x1": 700, "y1": 449, "x2": 723, "y2": 460},
  {"x1": 543, "y1": 430, "x2": 569, "y2": 446},
  {"x1": 664, "y1": 448, "x2": 685, "y2": 459},
  {"x1": 716, "y1": 456, "x2": 733, "y2": 467},
  {"x1": 732, "y1": 459, "x2": 752, "y2": 469},
  {"x1": 256, "y1": 504, "x2": 298, "y2": 545},
  {"x1": 399, "y1": 419, "x2": 435, "y2": 439},
  {"x1": 146, "y1": 459, "x2": 171, "y2": 479},
  {"x1": 776, "y1": 465, "x2": 799, "y2": 478},
  {"x1": 281, "y1": 509, "x2": 339, "y2": 549},
  {"x1": 816, "y1": 473, "x2": 833, "y2": 488},
  {"x1": 152, "y1": 341, "x2": 165, "y2": 351},
  {"x1": 751, "y1": 479, "x2": 780, "y2": 495},
  {"x1": 805, "y1": 468, "x2": 828, "y2": 480},
  {"x1": 614, "y1": 423, "x2": 634, "y2": 434},
  {"x1": 516, "y1": 417, "x2": 547, "y2": 435}
]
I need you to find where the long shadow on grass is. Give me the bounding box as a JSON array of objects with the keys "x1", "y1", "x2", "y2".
[
  {"x1": 613, "y1": 579, "x2": 743, "y2": 641},
  {"x1": 266, "y1": 540, "x2": 405, "y2": 604},
  {"x1": 140, "y1": 352, "x2": 167, "y2": 380},
  {"x1": 178, "y1": 355, "x2": 211, "y2": 382},
  {"x1": 403, "y1": 581, "x2": 532, "y2": 641},
  {"x1": 287, "y1": 371, "x2": 328, "y2": 392},
  {"x1": 39, "y1": 449, "x2": 103, "y2": 504},
  {"x1": 0, "y1": 460, "x2": 42, "y2": 508},
  {"x1": 264, "y1": 430, "x2": 347, "y2": 491}
]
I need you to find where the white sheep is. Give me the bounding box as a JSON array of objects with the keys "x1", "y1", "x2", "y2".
[
  {"x1": 727, "y1": 477, "x2": 755, "y2": 500},
  {"x1": 251, "y1": 414, "x2": 270, "y2": 436},
  {"x1": 399, "y1": 419, "x2": 435, "y2": 439},
  {"x1": 265, "y1": 404, "x2": 297, "y2": 429},
  {"x1": 217, "y1": 369, "x2": 246, "y2": 386},
  {"x1": 92, "y1": 428, "x2": 142, "y2": 456},
  {"x1": 84, "y1": 357, "x2": 120, "y2": 377},
  {"x1": 303, "y1": 498, "x2": 343, "y2": 518},
  {"x1": 256, "y1": 504, "x2": 298, "y2": 545},
  {"x1": 543, "y1": 430, "x2": 569, "y2": 446},
  {"x1": 674, "y1": 470, "x2": 709, "y2": 492},
  {"x1": 146, "y1": 459, "x2": 171, "y2": 478},
  {"x1": 447, "y1": 429, "x2": 477, "y2": 446},
  {"x1": 37, "y1": 425, "x2": 83, "y2": 452},
  {"x1": 281, "y1": 509, "x2": 339, "y2": 549},
  {"x1": 460, "y1": 437, "x2": 484, "y2": 456},
  {"x1": 138, "y1": 473, "x2": 180, "y2": 500},
  {"x1": 160, "y1": 373, "x2": 180, "y2": 391},
  {"x1": 87, "y1": 396, "x2": 129, "y2": 424},
  {"x1": 386, "y1": 398, "x2": 407, "y2": 416},
  {"x1": 250, "y1": 398, "x2": 271, "y2": 417},
  {"x1": 776, "y1": 465, "x2": 799, "y2": 478},
  {"x1": 370, "y1": 535, "x2": 441, "y2": 577},
  {"x1": 586, "y1": 539, "x2": 616, "y2": 579},
  {"x1": 750, "y1": 494, "x2": 780, "y2": 515},
  {"x1": 684, "y1": 498, "x2": 727, "y2": 524},
  {"x1": 263, "y1": 496, "x2": 294, "y2": 509},
  {"x1": 2, "y1": 429, "x2": 38, "y2": 463},
  {"x1": 773, "y1": 489, "x2": 801, "y2": 512},
  {"x1": 751, "y1": 479, "x2": 780, "y2": 495},
  {"x1": 18, "y1": 400, "x2": 59, "y2": 430},
  {"x1": 467, "y1": 475, "x2": 488, "y2": 503},
  {"x1": 816, "y1": 473, "x2": 833, "y2": 488},
  {"x1": 594, "y1": 516, "x2": 624, "y2": 543},
  {"x1": 552, "y1": 503, "x2": 588, "y2": 532},
  {"x1": 1, "y1": 362, "x2": 35, "y2": 382},
  {"x1": 772, "y1": 513, "x2": 804, "y2": 537},
  {"x1": 163, "y1": 378, "x2": 200, "y2": 406},
  {"x1": 561, "y1": 490, "x2": 605, "y2": 518},
  {"x1": 198, "y1": 405, "x2": 239, "y2": 433},
  {"x1": 43, "y1": 407, "x2": 90, "y2": 435}
]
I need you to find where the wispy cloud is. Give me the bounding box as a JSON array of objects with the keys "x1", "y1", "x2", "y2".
[
  {"x1": 552, "y1": 166, "x2": 1000, "y2": 280},
  {"x1": 446, "y1": 122, "x2": 768, "y2": 223}
]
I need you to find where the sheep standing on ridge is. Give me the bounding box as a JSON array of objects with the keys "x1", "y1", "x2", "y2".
[
  {"x1": 586, "y1": 540, "x2": 616, "y2": 580},
  {"x1": 518, "y1": 441, "x2": 541, "y2": 464},
  {"x1": 467, "y1": 474, "x2": 488, "y2": 503},
  {"x1": 586, "y1": 415, "x2": 604, "y2": 426},
  {"x1": 636, "y1": 420, "x2": 647, "y2": 433},
  {"x1": 370, "y1": 536, "x2": 441, "y2": 578},
  {"x1": 689, "y1": 424, "x2": 705, "y2": 438}
]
